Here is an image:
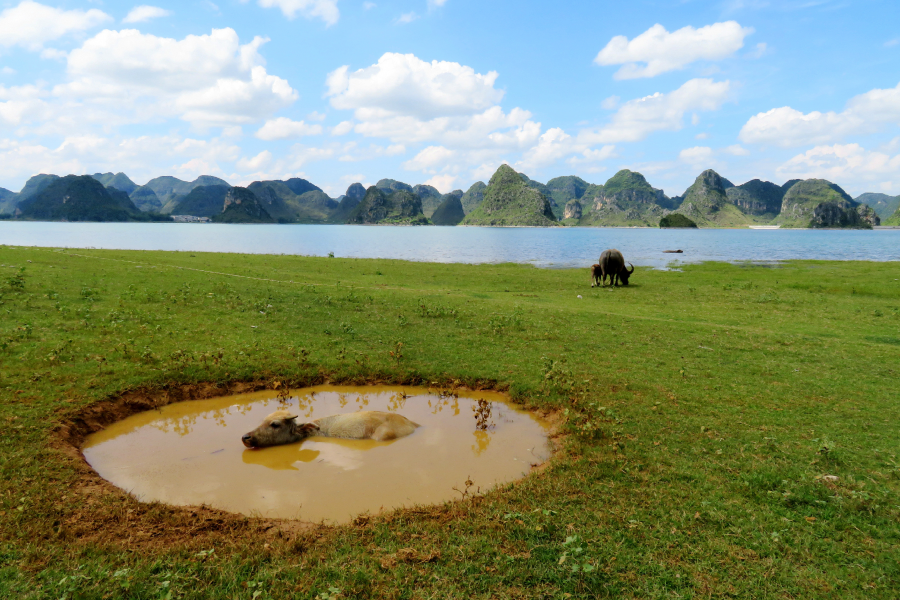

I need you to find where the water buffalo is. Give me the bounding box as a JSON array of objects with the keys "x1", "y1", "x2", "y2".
[
  {"x1": 599, "y1": 249, "x2": 634, "y2": 286},
  {"x1": 242, "y1": 409, "x2": 419, "y2": 448},
  {"x1": 590, "y1": 264, "x2": 602, "y2": 287}
]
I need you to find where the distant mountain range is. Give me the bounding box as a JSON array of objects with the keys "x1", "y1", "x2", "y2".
[{"x1": 0, "y1": 168, "x2": 887, "y2": 228}]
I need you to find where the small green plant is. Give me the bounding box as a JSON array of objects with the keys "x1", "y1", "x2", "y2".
[
  {"x1": 6, "y1": 267, "x2": 25, "y2": 290},
  {"x1": 558, "y1": 535, "x2": 595, "y2": 574},
  {"x1": 389, "y1": 340, "x2": 403, "y2": 368},
  {"x1": 396, "y1": 313, "x2": 408, "y2": 327}
]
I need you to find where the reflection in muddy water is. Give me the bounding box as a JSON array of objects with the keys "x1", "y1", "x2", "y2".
[{"x1": 83, "y1": 386, "x2": 551, "y2": 523}]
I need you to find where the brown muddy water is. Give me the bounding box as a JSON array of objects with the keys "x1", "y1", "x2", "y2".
[{"x1": 82, "y1": 385, "x2": 551, "y2": 523}]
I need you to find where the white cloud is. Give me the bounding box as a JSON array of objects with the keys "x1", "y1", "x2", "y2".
[
  {"x1": 427, "y1": 0, "x2": 449, "y2": 8},
  {"x1": 885, "y1": 38, "x2": 899, "y2": 48},
  {"x1": 678, "y1": 146, "x2": 714, "y2": 168},
  {"x1": 327, "y1": 53, "x2": 503, "y2": 120},
  {"x1": 0, "y1": 84, "x2": 51, "y2": 127},
  {"x1": 395, "y1": 12, "x2": 418, "y2": 24},
  {"x1": 403, "y1": 145, "x2": 456, "y2": 171},
  {"x1": 695, "y1": 132, "x2": 710, "y2": 139},
  {"x1": 580, "y1": 78, "x2": 731, "y2": 144},
  {"x1": 600, "y1": 95, "x2": 619, "y2": 110},
  {"x1": 57, "y1": 28, "x2": 297, "y2": 127},
  {"x1": 776, "y1": 143, "x2": 900, "y2": 191},
  {"x1": 39, "y1": 48, "x2": 67, "y2": 60},
  {"x1": 1, "y1": 67, "x2": 15, "y2": 75},
  {"x1": 739, "y1": 81, "x2": 900, "y2": 147},
  {"x1": 748, "y1": 42, "x2": 767, "y2": 58},
  {"x1": 255, "y1": 117, "x2": 323, "y2": 140},
  {"x1": 595, "y1": 21, "x2": 753, "y2": 79},
  {"x1": 723, "y1": 144, "x2": 749, "y2": 156},
  {"x1": 254, "y1": 0, "x2": 340, "y2": 26},
  {"x1": 338, "y1": 142, "x2": 405, "y2": 162},
  {"x1": 236, "y1": 150, "x2": 272, "y2": 171},
  {"x1": 363, "y1": 2, "x2": 376, "y2": 9},
  {"x1": 331, "y1": 120, "x2": 354, "y2": 135},
  {"x1": 0, "y1": 1, "x2": 111, "y2": 51},
  {"x1": 424, "y1": 173, "x2": 455, "y2": 193},
  {"x1": 307, "y1": 110, "x2": 326, "y2": 121},
  {"x1": 123, "y1": 5, "x2": 172, "y2": 24}
]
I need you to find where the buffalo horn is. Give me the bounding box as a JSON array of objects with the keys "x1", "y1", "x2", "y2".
[{"x1": 627, "y1": 263, "x2": 635, "y2": 274}]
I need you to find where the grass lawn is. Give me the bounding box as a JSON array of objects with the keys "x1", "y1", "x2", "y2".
[{"x1": 0, "y1": 245, "x2": 898, "y2": 599}]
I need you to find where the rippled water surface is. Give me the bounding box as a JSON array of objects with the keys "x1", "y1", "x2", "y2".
[
  {"x1": 82, "y1": 386, "x2": 551, "y2": 522},
  {"x1": 2, "y1": 222, "x2": 898, "y2": 269}
]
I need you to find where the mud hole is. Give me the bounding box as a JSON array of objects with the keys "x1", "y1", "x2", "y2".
[{"x1": 51, "y1": 379, "x2": 559, "y2": 549}]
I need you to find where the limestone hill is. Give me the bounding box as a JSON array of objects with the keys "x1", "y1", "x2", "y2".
[
  {"x1": 675, "y1": 170, "x2": 754, "y2": 227},
  {"x1": 430, "y1": 193, "x2": 465, "y2": 225},
  {"x1": 347, "y1": 187, "x2": 429, "y2": 225},
  {"x1": 461, "y1": 165, "x2": 558, "y2": 227},
  {"x1": 171, "y1": 185, "x2": 231, "y2": 217},
  {"x1": 91, "y1": 172, "x2": 138, "y2": 195},
  {"x1": 726, "y1": 179, "x2": 784, "y2": 218},
  {"x1": 576, "y1": 170, "x2": 668, "y2": 227},
  {"x1": 460, "y1": 181, "x2": 486, "y2": 214},
  {"x1": 212, "y1": 187, "x2": 273, "y2": 223},
  {"x1": 775, "y1": 179, "x2": 872, "y2": 228},
  {"x1": 17, "y1": 175, "x2": 155, "y2": 222},
  {"x1": 855, "y1": 193, "x2": 899, "y2": 220}
]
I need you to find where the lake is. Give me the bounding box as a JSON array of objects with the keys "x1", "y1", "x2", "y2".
[{"x1": 1, "y1": 222, "x2": 898, "y2": 269}]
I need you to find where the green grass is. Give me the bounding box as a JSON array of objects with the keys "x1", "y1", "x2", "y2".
[{"x1": 0, "y1": 245, "x2": 898, "y2": 599}]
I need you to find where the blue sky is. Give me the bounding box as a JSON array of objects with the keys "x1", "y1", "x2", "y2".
[{"x1": 0, "y1": 0, "x2": 899, "y2": 198}]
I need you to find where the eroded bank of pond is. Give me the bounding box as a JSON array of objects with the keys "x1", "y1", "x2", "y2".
[{"x1": 82, "y1": 385, "x2": 552, "y2": 523}]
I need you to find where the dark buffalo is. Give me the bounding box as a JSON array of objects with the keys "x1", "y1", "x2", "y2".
[{"x1": 599, "y1": 249, "x2": 634, "y2": 286}]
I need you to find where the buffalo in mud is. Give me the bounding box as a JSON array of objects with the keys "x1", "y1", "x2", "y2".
[
  {"x1": 596, "y1": 249, "x2": 634, "y2": 287},
  {"x1": 242, "y1": 410, "x2": 420, "y2": 448}
]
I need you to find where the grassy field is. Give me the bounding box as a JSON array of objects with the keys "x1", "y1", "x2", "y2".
[{"x1": 0, "y1": 245, "x2": 898, "y2": 599}]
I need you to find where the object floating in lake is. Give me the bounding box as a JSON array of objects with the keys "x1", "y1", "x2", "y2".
[
  {"x1": 662, "y1": 249, "x2": 683, "y2": 253},
  {"x1": 748, "y1": 225, "x2": 781, "y2": 229}
]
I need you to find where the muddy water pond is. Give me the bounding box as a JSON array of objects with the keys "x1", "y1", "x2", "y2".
[{"x1": 82, "y1": 385, "x2": 551, "y2": 523}]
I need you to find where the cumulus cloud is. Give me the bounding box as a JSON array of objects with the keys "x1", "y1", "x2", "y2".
[
  {"x1": 255, "y1": 0, "x2": 339, "y2": 26},
  {"x1": 255, "y1": 117, "x2": 323, "y2": 140},
  {"x1": 57, "y1": 28, "x2": 297, "y2": 127},
  {"x1": 580, "y1": 78, "x2": 731, "y2": 144},
  {"x1": 595, "y1": 21, "x2": 753, "y2": 79},
  {"x1": 739, "y1": 81, "x2": 900, "y2": 147},
  {"x1": 327, "y1": 53, "x2": 503, "y2": 120},
  {"x1": 424, "y1": 173, "x2": 455, "y2": 193},
  {"x1": 0, "y1": 1, "x2": 111, "y2": 51},
  {"x1": 123, "y1": 5, "x2": 172, "y2": 23},
  {"x1": 776, "y1": 143, "x2": 900, "y2": 190},
  {"x1": 403, "y1": 145, "x2": 456, "y2": 171},
  {"x1": 678, "y1": 146, "x2": 715, "y2": 168}
]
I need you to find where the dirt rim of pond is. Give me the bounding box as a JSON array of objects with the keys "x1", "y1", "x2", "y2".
[{"x1": 50, "y1": 376, "x2": 563, "y2": 551}]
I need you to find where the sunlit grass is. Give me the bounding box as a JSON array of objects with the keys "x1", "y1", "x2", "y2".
[{"x1": 0, "y1": 245, "x2": 897, "y2": 598}]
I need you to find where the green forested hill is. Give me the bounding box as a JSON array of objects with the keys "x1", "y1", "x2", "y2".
[
  {"x1": 775, "y1": 179, "x2": 869, "y2": 228},
  {"x1": 430, "y1": 193, "x2": 465, "y2": 225},
  {"x1": 17, "y1": 175, "x2": 151, "y2": 222},
  {"x1": 461, "y1": 165, "x2": 558, "y2": 227},
  {"x1": 0, "y1": 187, "x2": 17, "y2": 215},
  {"x1": 212, "y1": 187, "x2": 274, "y2": 223},
  {"x1": 347, "y1": 187, "x2": 429, "y2": 225},
  {"x1": 460, "y1": 181, "x2": 486, "y2": 214},
  {"x1": 855, "y1": 193, "x2": 899, "y2": 220},
  {"x1": 171, "y1": 185, "x2": 231, "y2": 217},
  {"x1": 91, "y1": 172, "x2": 138, "y2": 194},
  {"x1": 675, "y1": 169, "x2": 755, "y2": 227}
]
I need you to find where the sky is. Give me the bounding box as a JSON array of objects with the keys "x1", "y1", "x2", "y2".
[{"x1": 1, "y1": 0, "x2": 899, "y2": 198}]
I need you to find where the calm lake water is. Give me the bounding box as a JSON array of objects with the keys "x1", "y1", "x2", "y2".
[{"x1": 1, "y1": 222, "x2": 898, "y2": 269}]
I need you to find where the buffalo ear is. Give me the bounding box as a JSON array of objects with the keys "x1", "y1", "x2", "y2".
[{"x1": 297, "y1": 423, "x2": 319, "y2": 436}]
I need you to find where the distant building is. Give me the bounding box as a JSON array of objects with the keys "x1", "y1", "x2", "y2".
[{"x1": 171, "y1": 215, "x2": 211, "y2": 223}]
